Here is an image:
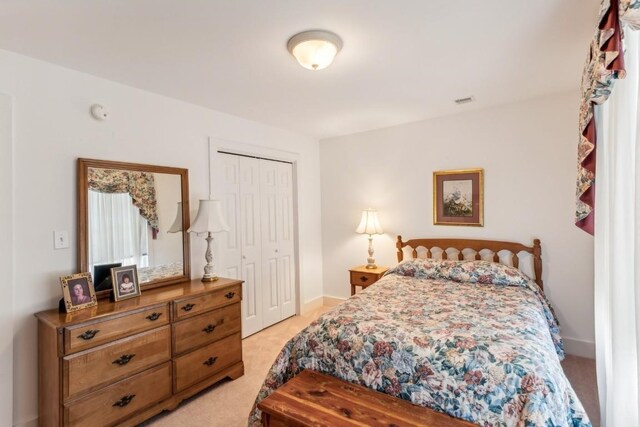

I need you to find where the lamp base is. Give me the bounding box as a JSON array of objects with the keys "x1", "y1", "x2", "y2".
[
  {"x1": 365, "y1": 236, "x2": 377, "y2": 270},
  {"x1": 201, "y1": 233, "x2": 219, "y2": 282}
]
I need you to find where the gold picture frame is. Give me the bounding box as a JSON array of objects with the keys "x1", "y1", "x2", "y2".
[
  {"x1": 60, "y1": 272, "x2": 98, "y2": 313},
  {"x1": 433, "y1": 168, "x2": 484, "y2": 226}
]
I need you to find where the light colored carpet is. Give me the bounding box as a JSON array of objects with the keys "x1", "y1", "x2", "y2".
[
  {"x1": 144, "y1": 306, "x2": 600, "y2": 426},
  {"x1": 561, "y1": 354, "x2": 600, "y2": 426}
]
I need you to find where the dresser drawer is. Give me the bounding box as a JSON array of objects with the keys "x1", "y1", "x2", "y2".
[
  {"x1": 64, "y1": 304, "x2": 170, "y2": 354},
  {"x1": 173, "y1": 332, "x2": 242, "y2": 392},
  {"x1": 349, "y1": 271, "x2": 379, "y2": 287},
  {"x1": 173, "y1": 284, "x2": 241, "y2": 320},
  {"x1": 64, "y1": 362, "x2": 172, "y2": 427},
  {"x1": 63, "y1": 326, "x2": 171, "y2": 400},
  {"x1": 172, "y1": 303, "x2": 241, "y2": 355}
]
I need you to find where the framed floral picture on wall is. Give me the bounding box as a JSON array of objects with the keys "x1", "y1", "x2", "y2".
[{"x1": 433, "y1": 168, "x2": 484, "y2": 226}]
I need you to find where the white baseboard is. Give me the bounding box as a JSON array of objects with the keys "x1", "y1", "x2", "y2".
[
  {"x1": 563, "y1": 337, "x2": 596, "y2": 359},
  {"x1": 300, "y1": 296, "x2": 324, "y2": 314},
  {"x1": 323, "y1": 296, "x2": 346, "y2": 307},
  {"x1": 15, "y1": 417, "x2": 37, "y2": 427}
]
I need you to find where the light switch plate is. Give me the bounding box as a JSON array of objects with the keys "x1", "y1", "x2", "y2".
[{"x1": 54, "y1": 231, "x2": 69, "y2": 249}]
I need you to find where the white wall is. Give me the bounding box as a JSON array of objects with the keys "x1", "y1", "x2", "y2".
[
  {"x1": 0, "y1": 93, "x2": 14, "y2": 427},
  {"x1": 320, "y1": 93, "x2": 595, "y2": 358},
  {"x1": 0, "y1": 49, "x2": 323, "y2": 426}
]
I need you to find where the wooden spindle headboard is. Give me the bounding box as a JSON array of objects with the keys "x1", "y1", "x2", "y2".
[{"x1": 396, "y1": 236, "x2": 543, "y2": 290}]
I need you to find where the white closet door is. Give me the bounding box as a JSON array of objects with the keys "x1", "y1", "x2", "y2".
[
  {"x1": 217, "y1": 152, "x2": 296, "y2": 335},
  {"x1": 216, "y1": 154, "x2": 241, "y2": 280},
  {"x1": 276, "y1": 162, "x2": 296, "y2": 319},
  {"x1": 260, "y1": 159, "x2": 282, "y2": 328},
  {"x1": 238, "y1": 156, "x2": 263, "y2": 337}
]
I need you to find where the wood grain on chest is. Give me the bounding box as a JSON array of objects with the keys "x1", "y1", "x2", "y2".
[{"x1": 258, "y1": 370, "x2": 475, "y2": 427}]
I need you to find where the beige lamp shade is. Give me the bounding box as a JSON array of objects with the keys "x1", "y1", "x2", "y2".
[
  {"x1": 167, "y1": 202, "x2": 183, "y2": 233},
  {"x1": 187, "y1": 199, "x2": 230, "y2": 234},
  {"x1": 355, "y1": 209, "x2": 383, "y2": 235}
]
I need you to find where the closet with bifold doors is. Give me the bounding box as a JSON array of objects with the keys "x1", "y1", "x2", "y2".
[{"x1": 216, "y1": 152, "x2": 296, "y2": 338}]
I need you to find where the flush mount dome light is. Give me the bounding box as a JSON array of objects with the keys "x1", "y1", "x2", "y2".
[{"x1": 287, "y1": 30, "x2": 343, "y2": 71}]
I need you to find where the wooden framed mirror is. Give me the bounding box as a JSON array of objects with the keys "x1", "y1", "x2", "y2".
[{"x1": 78, "y1": 158, "x2": 191, "y2": 298}]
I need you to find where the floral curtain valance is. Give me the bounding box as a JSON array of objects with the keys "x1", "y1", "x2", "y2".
[
  {"x1": 576, "y1": 0, "x2": 640, "y2": 234},
  {"x1": 88, "y1": 167, "x2": 160, "y2": 238}
]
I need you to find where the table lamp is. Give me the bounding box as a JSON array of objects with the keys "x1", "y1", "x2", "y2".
[
  {"x1": 356, "y1": 209, "x2": 384, "y2": 269},
  {"x1": 188, "y1": 199, "x2": 230, "y2": 282}
]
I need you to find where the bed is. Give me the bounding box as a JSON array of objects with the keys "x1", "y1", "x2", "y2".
[
  {"x1": 248, "y1": 237, "x2": 591, "y2": 426},
  {"x1": 137, "y1": 261, "x2": 184, "y2": 283}
]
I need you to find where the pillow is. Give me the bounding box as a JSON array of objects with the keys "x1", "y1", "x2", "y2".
[
  {"x1": 443, "y1": 259, "x2": 532, "y2": 287},
  {"x1": 386, "y1": 258, "x2": 443, "y2": 279},
  {"x1": 388, "y1": 258, "x2": 532, "y2": 287}
]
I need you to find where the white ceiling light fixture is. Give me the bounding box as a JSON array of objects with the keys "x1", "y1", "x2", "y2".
[{"x1": 287, "y1": 30, "x2": 343, "y2": 71}]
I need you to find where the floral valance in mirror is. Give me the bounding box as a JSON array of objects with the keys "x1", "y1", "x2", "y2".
[{"x1": 88, "y1": 167, "x2": 160, "y2": 237}]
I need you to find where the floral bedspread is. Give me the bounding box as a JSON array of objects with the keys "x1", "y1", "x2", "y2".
[{"x1": 248, "y1": 259, "x2": 591, "y2": 426}]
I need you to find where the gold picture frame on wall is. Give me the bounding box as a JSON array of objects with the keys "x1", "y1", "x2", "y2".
[{"x1": 433, "y1": 168, "x2": 484, "y2": 226}]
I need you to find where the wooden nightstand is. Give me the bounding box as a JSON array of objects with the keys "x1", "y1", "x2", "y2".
[{"x1": 349, "y1": 265, "x2": 389, "y2": 295}]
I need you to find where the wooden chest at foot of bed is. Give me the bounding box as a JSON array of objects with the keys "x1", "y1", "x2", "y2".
[{"x1": 257, "y1": 370, "x2": 475, "y2": 427}]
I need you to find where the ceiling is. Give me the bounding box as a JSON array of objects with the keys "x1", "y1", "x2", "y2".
[{"x1": 0, "y1": 0, "x2": 600, "y2": 140}]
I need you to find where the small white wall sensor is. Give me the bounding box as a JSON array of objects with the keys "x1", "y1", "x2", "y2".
[{"x1": 90, "y1": 104, "x2": 110, "y2": 121}]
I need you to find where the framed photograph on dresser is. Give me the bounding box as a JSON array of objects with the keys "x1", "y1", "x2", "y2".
[
  {"x1": 433, "y1": 168, "x2": 484, "y2": 226},
  {"x1": 110, "y1": 265, "x2": 141, "y2": 301},
  {"x1": 60, "y1": 272, "x2": 97, "y2": 312}
]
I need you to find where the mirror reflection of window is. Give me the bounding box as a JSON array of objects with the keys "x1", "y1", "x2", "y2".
[{"x1": 88, "y1": 191, "x2": 150, "y2": 272}]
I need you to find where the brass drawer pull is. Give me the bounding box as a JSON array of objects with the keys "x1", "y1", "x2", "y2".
[
  {"x1": 182, "y1": 303, "x2": 195, "y2": 312},
  {"x1": 112, "y1": 354, "x2": 136, "y2": 366},
  {"x1": 77, "y1": 329, "x2": 100, "y2": 340},
  {"x1": 113, "y1": 394, "x2": 136, "y2": 408},
  {"x1": 224, "y1": 292, "x2": 235, "y2": 299},
  {"x1": 146, "y1": 312, "x2": 162, "y2": 321},
  {"x1": 202, "y1": 324, "x2": 217, "y2": 334},
  {"x1": 359, "y1": 276, "x2": 369, "y2": 283},
  {"x1": 203, "y1": 356, "x2": 218, "y2": 367}
]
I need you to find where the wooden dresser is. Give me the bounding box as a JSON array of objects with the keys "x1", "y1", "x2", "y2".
[{"x1": 35, "y1": 278, "x2": 244, "y2": 427}]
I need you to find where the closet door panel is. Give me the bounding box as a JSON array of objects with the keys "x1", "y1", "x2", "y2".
[
  {"x1": 241, "y1": 260, "x2": 259, "y2": 336},
  {"x1": 277, "y1": 162, "x2": 296, "y2": 319},
  {"x1": 239, "y1": 157, "x2": 263, "y2": 337},
  {"x1": 216, "y1": 154, "x2": 241, "y2": 280},
  {"x1": 260, "y1": 160, "x2": 282, "y2": 328},
  {"x1": 278, "y1": 254, "x2": 295, "y2": 317}
]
